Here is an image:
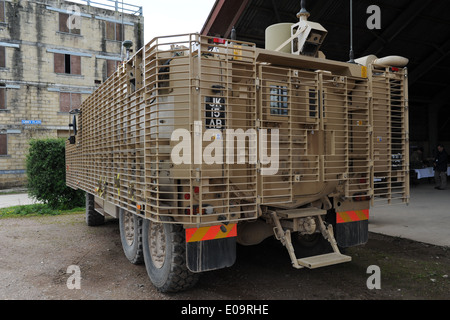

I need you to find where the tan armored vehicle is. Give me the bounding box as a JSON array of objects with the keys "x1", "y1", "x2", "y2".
[{"x1": 66, "y1": 7, "x2": 409, "y2": 292}]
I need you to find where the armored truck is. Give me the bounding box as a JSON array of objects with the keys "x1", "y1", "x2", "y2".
[{"x1": 66, "y1": 10, "x2": 409, "y2": 292}]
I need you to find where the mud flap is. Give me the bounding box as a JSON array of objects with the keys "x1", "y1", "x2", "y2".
[
  {"x1": 336, "y1": 220, "x2": 369, "y2": 248},
  {"x1": 186, "y1": 237, "x2": 236, "y2": 273}
]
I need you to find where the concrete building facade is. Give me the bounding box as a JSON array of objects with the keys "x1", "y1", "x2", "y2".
[{"x1": 0, "y1": 0, "x2": 144, "y2": 189}]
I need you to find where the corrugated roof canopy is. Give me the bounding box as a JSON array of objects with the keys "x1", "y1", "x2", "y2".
[{"x1": 202, "y1": 0, "x2": 450, "y2": 145}]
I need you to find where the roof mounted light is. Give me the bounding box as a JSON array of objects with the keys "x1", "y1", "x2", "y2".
[{"x1": 213, "y1": 37, "x2": 227, "y2": 44}]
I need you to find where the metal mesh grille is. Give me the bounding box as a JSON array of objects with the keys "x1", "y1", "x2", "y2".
[
  {"x1": 260, "y1": 66, "x2": 321, "y2": 205},
  {"x1": 259, "y1": 68, "x2": 372, "y2": 205},
  {"x1": 372, "y1": 66, "x2": 410, "y2": 206},
  {"x1": 143, "y1": 35, "x2": 258, "y2": 225},
  {"x1": 67, "y1": 35, "x2": 409, "y2": 225}
]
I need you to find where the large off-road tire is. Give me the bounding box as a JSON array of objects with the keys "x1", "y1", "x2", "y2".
[
  {"x1": 142, "y1": 219, "x2": 200, "y2": 293},
  {"x1": 85, "y1": 193, "x2": 105, "y2": 227},
  {"x1": 119, "y1": 208, "x2": 144, "y2": 265}
]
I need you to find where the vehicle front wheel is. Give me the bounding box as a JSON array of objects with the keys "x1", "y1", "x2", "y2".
[{"x1": 85, "y1": 193, "x2": 104, "y2": 227}]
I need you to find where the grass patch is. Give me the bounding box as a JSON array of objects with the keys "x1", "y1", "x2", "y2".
[
  {"x1": 0, "y1": 190, "x2": 27, "y2": 196},
  {"x1": 0, "y1": 203, "x2": 85, "y2": 219}
]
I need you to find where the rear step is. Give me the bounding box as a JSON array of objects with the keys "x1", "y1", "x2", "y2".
[
  {"x1": 270, "y1": 210, "x2": 351, "y2": 269},
  {"x1": 297, "y1": 252, "x2": 351, "y2": 269}
]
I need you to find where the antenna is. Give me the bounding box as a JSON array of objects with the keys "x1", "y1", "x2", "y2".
[
  {"x1": 122, "y1": 0, "x2": 125, "y2": 41},
  {"x1": 123, "y1": 40, "x2": 133, "y2": 61},
  {"x1": 348, "y1": 0, "x2": 355, "y2": 63},
  {"x1": 231, "y1": 26, "x2": 237, "y2": 41},
  {"x1": 120, "y1": 0, "x2": 125, "y2": 61},
  {"x1": 297, "y1": 0, "x2": 310, "y2": 20}
]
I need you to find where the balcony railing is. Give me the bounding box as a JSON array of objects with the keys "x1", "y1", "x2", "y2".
[{"x1": 66, "y1": 0, "x2": 143, "y2": 16}]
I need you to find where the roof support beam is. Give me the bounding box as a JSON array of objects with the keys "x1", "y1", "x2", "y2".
[
  {"x1": 409, "y1": 37, "x2": 450, "y2": 86},
  {"x1": 430, "y1": 83, "x2": 450, "y2": 105},
  {"x1": 271, "y1": 0, "x2": 281, "y2": 23},
  {"x1": 201, "y1": 0, "x2": 250, "y2": 38},
  {"x1": 201, "y1": 0, "x2": 226, "y2": 36},
  {"x1": 224, "y1": 0, "x2": 250, "y2": 38}
]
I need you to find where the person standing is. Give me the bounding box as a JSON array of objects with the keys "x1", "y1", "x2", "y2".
[
  {"x1": 434, "y1": 144, "x2": 448, "y2": 190},
  {"x1": 410, "y1": 147, "x2": 425, "y2": 169}
]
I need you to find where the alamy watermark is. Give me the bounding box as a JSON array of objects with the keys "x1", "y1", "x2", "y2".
[
  {"x1": 66, "y1": 5, "x2": 82, "y2": 30},
  {"x1": 66, "y1": 265, "x2": 81, "y2": 290},
  {"x1": 171, "y1": 122, "x2": 280, "y2": 176},
  {"x1": 367, "y1": 5, "x2": 381, "y2": 30},
  {"x1": 366, "y1": 265, "x2": 381, "y2": 290}
]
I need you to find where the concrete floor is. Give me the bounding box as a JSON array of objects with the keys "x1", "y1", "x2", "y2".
[
  {"x1": 0, "y1": 182, "x2": 449, "y2": 247},
  {"x1": 370, "y1": 181, "x2": 450, "y2": 247}
]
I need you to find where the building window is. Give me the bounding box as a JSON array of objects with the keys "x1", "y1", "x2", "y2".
[
  {"x1": 270, "y1": 85, "x2": 288, "y2": 116},
  {"x1": 0, "y1": 84, "x2": 5, "y2": 110},
  {"x1": 106, "y1": 21, "x2": 124, "y2": 41},
  {"x1": 59, "y1": 12, "x2": 81, "y2": 35},
  {"x1": 107, "y1": 60, "x2": 120, "y2": 78},
  {"x1": 0, "y1": 134, "x2": 7, "y2": 156},
  {"x1": 0, "y1": 1, "x2": 5, "y2": 23},
  {"x1": 54, "y1": 53, "x2": 81, "y2": 75},
  {"x1": 0, "y1": 46, "x2": 5, "y2": 68},
  {"x1": 60, "y1": 92, "x2": 82, "y2": 113}
]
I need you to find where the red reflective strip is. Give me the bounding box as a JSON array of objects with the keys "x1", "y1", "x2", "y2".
[
  {"x1": 337, "y1": 210, "x2": 369, "y2": 224},
  {"x1": 361, "y1": 209, "x2": 369, "y2": 220},
  {"x1": 346, "y1": 211, "x2": 360, "y2": 222},
  {"x1": 336, "y1": 212, "x2": 346, "y2": 224},
  {"x1": 228, "y1": 224, "x2": 237, "y2": 237},
  {"x1": 185, "y1": 228, "x2": 197, "y2": 243},
  {"x1": 202, "y1": 225, "x2": 222, "y2": 241},
  {"x1": 186, "y1": 224, "x2": 238, "y2": 243}
]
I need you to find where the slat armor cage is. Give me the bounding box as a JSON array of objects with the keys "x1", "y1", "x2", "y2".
[{"x1": 66, "y1": 34, "x2": 409, "y2": 227}]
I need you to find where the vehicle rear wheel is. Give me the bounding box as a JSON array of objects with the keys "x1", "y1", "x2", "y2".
[
  {"x1": 119, "y1": 209, "x2": 144, "y2": 265},
  {"x1": 85, "y1": 193, "x2": 105, "y2": 227},
  {"x1": 142, "y1": 219, "x2": 200, "y2": 293}
]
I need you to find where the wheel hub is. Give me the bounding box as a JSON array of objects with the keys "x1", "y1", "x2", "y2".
[
  {"x1": 123, "y1": 211, "x2": 135, "y2": 246},
  {"x1": 149, "y1": 221, "x2": 166, "y2": 269}
]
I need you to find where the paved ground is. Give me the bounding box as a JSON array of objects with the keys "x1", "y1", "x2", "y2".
[
  {"x1": 370, "y1": 181, "x2": 450, "y2": 247},
  {"x1": 0, "y1": 181, "x2": 449, "y2": 247},
  {"x1": 0, "y1": 184, "x2": 448, "y2": 301},
  {"x1": 0, "y1": 192, "x2": 39, "y2": 208},
  {"x1": 1, "y1": 214, "x2": 448, "y2": 300}
]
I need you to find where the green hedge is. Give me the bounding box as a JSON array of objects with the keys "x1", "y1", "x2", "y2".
[{"x1": 26, "y1": 138, "x2": 85, "y2": 210}]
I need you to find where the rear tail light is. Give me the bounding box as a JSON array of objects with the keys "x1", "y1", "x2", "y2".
[
  {"x1": 184, "y1": 205, "x2": 213, "y2": 215},
  {"x1": 354, "y1": 193, "x2": 371, "y2": 202},
  {"x1": 185, "y1": 205, "x2": 206, "y2": 215}
]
